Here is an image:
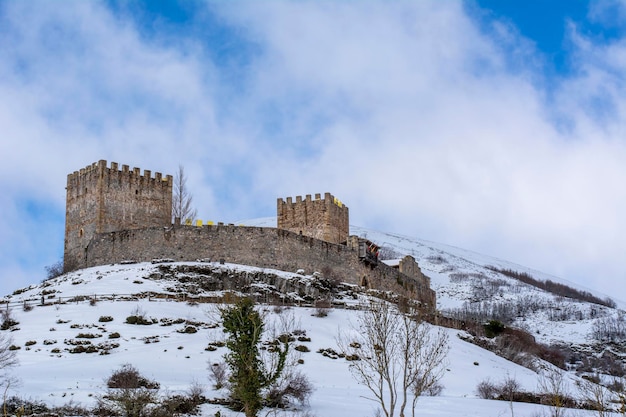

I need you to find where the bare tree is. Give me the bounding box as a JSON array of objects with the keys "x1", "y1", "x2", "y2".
[
  {"x1": 0, "y1": 332, "x2": 18, "y2": 411},
  {"x1": 172, "y1": 165, "x2": 197, "y2": 224},
  {"x1": 407, "y1": 324, "x2": 449, "y2": 417},
  {"x1": 0, "y1": 333, "x2": 17, "y2": 373},
  {"x1": 339, "y1": 299, "x2": 449, "y2": 417},
  {"x1": 538, "y1": 368, "x2": 569, "y2": 417},
  {"x1": 501, "y1": 375, "x2": 521, "y2": 417},
  {"x1": 576, "y1": 377, "x2": 611, "y2": 417}
]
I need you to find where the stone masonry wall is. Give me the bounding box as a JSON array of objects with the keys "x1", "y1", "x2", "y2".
[
  {"x1": 399, "y1": 256, "x2": 430, "y2": 288},
  {"x1": 85, "y1": 225, "x2": 435, "y2": 309},
  {"x1": 277, "y1": 193, "x2": 349, "y2": 244},
  {"x1": 64, "y1": 160, "x2": 172, "y2": 271}
]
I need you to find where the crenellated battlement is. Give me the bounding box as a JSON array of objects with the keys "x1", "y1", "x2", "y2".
[
  {"x1": 67, "y1": 160, "x2": 172, "y2": 200},
  {"x1": 277, "y1": 192, "x2": 349, "y2": 244},
  {"x1": 277, "y1": 192, "x2": 345, "y2": 207},
  {"x1": 67, "y1": 160, "x2": 172, "y2": 182}
]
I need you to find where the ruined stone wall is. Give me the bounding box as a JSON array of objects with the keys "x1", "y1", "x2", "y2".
[
  {"x1": 65, "y1": 160, "x2": 172, "y2": 271},
  {"x1": 84, "y1": 225, "x2": 435, "y2": 309},
  {"x1": 399, "y1": 256, "x2": 430, "y2": 288},
  {"x1": 277, "y1": 193, "x2": 349, "y2": 244}
]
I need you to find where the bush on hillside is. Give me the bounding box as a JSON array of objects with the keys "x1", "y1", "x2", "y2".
[
  {"x1": 126, "y1": 306, "x2": 154, "y2": 325},
  {"x1": 44, "y1": 260, "x2": 65, "y2": 280},
  {"x1": 483, "y1": 320, "x2": 505, "y2": 338},
  {"x1": 107, "y1": 364, "x2": 160, "y2": 389}
]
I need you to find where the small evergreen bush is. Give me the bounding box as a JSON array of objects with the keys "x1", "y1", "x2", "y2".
[{"x1": 484, "y1": 320, "x2": 505, "y2": 338}]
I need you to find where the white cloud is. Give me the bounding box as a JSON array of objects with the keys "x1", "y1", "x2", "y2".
[
  {"x1": 214, "y1": 1, "x2": 626, "y2": 296},
  {"x1": 1, "y1": 1, "x2": 626, "y2": 299}
]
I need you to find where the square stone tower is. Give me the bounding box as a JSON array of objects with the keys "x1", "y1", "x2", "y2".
[
  {"x1": 277, "y1": 192, "x2": 349, "y2": 244},
  {"x1": 64, "y1": 160, "x2": 173, "y2": 271}
]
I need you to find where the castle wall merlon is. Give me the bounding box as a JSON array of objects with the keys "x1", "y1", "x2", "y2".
[
  {"x1": 71, "y1": 160, "x2": 173, "y2": 186},
  {"x1": 66, "y1": 162, "x2": 173, "y2": 198},
  {"x1": 279, "y1": 192, "x2": 343, "y2": 207}
]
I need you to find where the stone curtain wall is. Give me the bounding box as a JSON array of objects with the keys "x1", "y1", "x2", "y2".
[
  {"x1": 64, "y1": 161, "x2": 436, "y2": 310},
  {"x1": 277, "y1": 193, "x2": 349, "y2": 244},
  {"x1": 64, "y1": 160, "x2": 172, "y2": 271},
  {"x1": 85, "y1": 225, "x2": 435, "y2": 309}
]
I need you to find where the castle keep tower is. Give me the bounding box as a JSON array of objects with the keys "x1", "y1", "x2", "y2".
[
  {"x1": 64, "y1": 160, "x2": 172, "y2": 271},
  {"x1": 277, "y1": 192, "x2": 349, "y2": 244}
]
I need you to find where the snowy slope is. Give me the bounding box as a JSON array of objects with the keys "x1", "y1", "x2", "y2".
[
  {"x1": 1, "y1": 221, "x2": 624, "y2": 416},
  {"x1": 236, "y1": 220, "x2": 620, "y2": 346}
]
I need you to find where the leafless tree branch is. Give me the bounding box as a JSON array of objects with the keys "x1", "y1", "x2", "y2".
[
  {"x1": 339, "y1": 299, "x2": 449, "y2": 417},
  {"x1": 172, "y1": 165, "x2": 197, "y2": 224}
]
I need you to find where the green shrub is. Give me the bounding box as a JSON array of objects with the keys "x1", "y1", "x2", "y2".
[
  {"x1": 109, "y1": 332, "x2": 121, "y2": 339},
  {"x1": 76, "y1": 333, "x2": 101, "y2": 339},
  {"x1": 178, "y1": 326, "x2": 197, "y2": 334},
  {"x1": 69, "y1": 345, "x2": 98, "y2": 354},
  {"x1": 107, "y1": 363, "x2": 160, "y2": 389},
  {"x1": 484, "y1": 320, "x2": 505, "y2": 338},
  {"x1": 125, "y1": 315, "x2": 153, "y2": 325},
  {"x1": 1, "y1": 319, "x2": 19, "y2": 330},
  {"x1": 99, "y1": 316, "x2": 114, "y2": 322}
]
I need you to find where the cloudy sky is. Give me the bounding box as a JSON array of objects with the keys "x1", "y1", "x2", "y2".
[{"x1": 2, "y1": 0, "x2": 626, "y2": 300}]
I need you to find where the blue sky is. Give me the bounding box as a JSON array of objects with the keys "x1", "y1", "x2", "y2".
[{"x1": 2, "y1": 0, "x2": 626, "y2": 301}]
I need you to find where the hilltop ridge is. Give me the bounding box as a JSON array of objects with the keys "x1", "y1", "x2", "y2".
[{"x1": 1, "y1": 222, "x2": 624, "y2": 416}]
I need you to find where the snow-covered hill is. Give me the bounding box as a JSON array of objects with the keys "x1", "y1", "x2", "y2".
[
  {"x1": 1, "y1": 222, "x2": 623, "y2": 416},
  {"x1": 349, "y1": 225, "x2": 618, "y2": 346}
]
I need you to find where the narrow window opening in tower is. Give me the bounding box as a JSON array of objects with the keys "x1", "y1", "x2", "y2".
[
  {"x1": 135, "y1": 190, "x2": 139, "y2": 195},
  {"x1": 79, "y1": 228, "x2": 84, "y2": 238}
]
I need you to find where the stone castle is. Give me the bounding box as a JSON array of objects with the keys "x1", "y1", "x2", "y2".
[{"x1": 64, "y1": 160, "x2": 435, "y2": 310}]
